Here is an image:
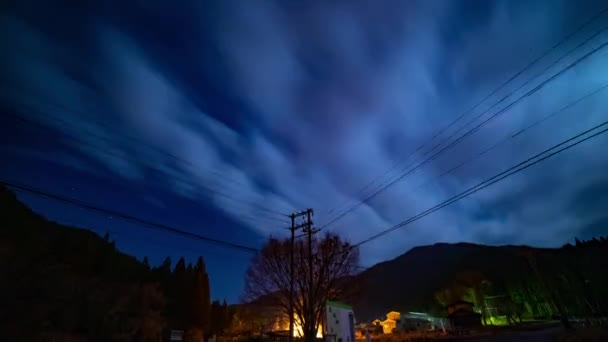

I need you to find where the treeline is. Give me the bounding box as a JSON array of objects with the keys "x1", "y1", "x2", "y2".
[
  {"x1": 0, "y1": 186, "x2": 231, "y2": 340},
  {"x1": 435, "y1": 237, "x2": 608, "y2": 324},
  {"x1": 154, "y1": 255, "x2": 233, "y2": 339},
  {"x1": 524, "y1": 238, "x2": 608, "y2": 320}
]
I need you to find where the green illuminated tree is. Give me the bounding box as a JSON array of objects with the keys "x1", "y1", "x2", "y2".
[{"x1": 455, "y1": 271, "x2": 491, "y2": 324}]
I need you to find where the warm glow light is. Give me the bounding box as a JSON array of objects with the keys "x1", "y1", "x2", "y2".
[{"x1": 293, "y1": 317, "x2": 323, "y2": 338}]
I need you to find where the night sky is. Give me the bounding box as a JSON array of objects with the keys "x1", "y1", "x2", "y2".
[{"x1": 1, "y1": 0, "x2": 608, "y2": 303}]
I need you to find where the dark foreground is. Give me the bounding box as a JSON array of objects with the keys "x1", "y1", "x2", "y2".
[{"x1": 458, "y1": 327, "x2": 562, "y2": 341}]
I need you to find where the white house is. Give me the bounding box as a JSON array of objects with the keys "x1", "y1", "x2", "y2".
[{"x1": 325, "y1": 301, "x2": 355, "y2": 342}]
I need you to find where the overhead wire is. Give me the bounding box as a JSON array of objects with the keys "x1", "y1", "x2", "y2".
[
  {"x1": 330, "y1": 115, "x2": 608, "y2": 273},
  {"x1": 3, "y1": 8, "x2": 607, "y2": 271},
  {"x1": 0, "y1": 86, "x2": 293, "y2": 218},
  {"x1": 354, "y1": 117, "x2": 608, "y2": 247},
  {"x1": 398, "y1": 82, "x2": 608, "y2": 199},
  {"x1": 1, "y1": 108, "x2": 290, "y2": 225},
  {"x1": 0, "y1": 179, "x2": 260, "y2": 253},
  {"x1": 323, "y1": 7, "x2": 608, "y2": 218},
  {"x1": 320, "y1": 27, "x2": 608, "y2": 230}
]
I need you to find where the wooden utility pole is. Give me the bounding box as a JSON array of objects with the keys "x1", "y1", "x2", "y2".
[
  {"x1": 303, "y1": 209, "x2": 317, "y2": 342},
  {"x1": 289, "y1": 209, "x2": 312, "y2": 342}
]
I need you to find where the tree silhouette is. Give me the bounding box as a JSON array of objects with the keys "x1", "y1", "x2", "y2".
[
  {"x1": 0, "y1": 186, "x2": 222, "y2": 340},
  {"x1": 244, "y1": 233, "x2": 359, "y2": 342},
  {"x1": 159, "y1": 257, "x2": 172, "y2": 274},
  {"x1": 191, "y1": 256, "x2": 211, "y2": 334},
  {"x1": 175, "y1": 257, "x2": 187, "y2": 274}
]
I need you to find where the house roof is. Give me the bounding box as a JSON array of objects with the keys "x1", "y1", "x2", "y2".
[{"x1": 327, "y1": 300, "x2": 352, "y2": 310}]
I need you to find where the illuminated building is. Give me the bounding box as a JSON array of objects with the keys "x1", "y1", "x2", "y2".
[{"x1": 273, "y1": 301, "x2": 353, "y2": 339}]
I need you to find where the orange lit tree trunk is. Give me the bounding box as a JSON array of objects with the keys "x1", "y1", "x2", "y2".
[{"x1": 244, "y1": 234, "x2": 359, "y2": 342}]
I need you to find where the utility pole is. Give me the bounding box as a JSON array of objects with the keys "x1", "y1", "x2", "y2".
[
  {"x1": 289, "y1": 213, "x2": 296, "y2": 342},
  {"x1": 289, "y1": 209, "x2": 312, "y2": 342},
  {"x1": 303, "y1": 209, "x2": 317, "y2": 342}
]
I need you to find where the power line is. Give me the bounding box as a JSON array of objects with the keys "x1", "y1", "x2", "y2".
[
  {"x1": 400, "y1": 82, "x2": 608, "y2": 200},
  {"x1": 415, "y1": 26, "x2": 608, "y2": 167},
  {"x1": 324, "y1": 25, "x2": 608, "y2": 229},
  {"x1": 323, "y1": 7, "x2": 608, "y2": 218},
  {"x1": 321, "y1": 33, "x2": 608, "y2": 230},
  {"x1": 0, "y1": 180, "x2": 260, "y2": 253},
  {"x1": 354, "y1": 117, "x2": 608, "y2": 247},
  {"x1": 2, "y1": 108, "x2": 290, "y2": 222},
  {"x1": 347, "y1": 84, "x2": 608, "y2": 235},
  {"x1": 0, "y1": 92, "x2": 292, "y2": 218}
]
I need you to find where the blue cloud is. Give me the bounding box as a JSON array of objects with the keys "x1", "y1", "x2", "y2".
[{"x1": 1, "y1": 0, "x2": 608, "y2": 269}]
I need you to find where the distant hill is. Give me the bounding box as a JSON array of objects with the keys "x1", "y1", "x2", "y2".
[
  {"x1": 351, "y1": 243, "x2": 539, "y2": 320},
  {"x1": 351, "y1": 238, "x2": 608, "y2": 322},
  {"x1": 0, "y1": 185, "x2": 150, "y2": 279},
  {"x1": 0, "y1": 186, "x2": 167, "y2": 339},
  {"x1": 0, "y1": 186, "x2": 218, "y2": 340},
  {"x1": 3, "y1": 185, "x2": 606, "y2": 334}
]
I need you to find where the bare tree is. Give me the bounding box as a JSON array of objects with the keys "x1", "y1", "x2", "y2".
[{"x1": 244, "y1": 233, "x2": 359, "y2": 342}]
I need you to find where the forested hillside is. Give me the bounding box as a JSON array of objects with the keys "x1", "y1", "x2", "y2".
[
  {"x1": 0, "y1": 186, "x2": 230, "y2": 341},
  {"x1": 3, "y1": 183, "x2": 606, "y2": 338},
  {"x1": 354, "y1": 240, "x2": 608, "y2": 323}
]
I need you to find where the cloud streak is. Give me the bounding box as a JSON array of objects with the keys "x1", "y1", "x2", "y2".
[{"x1": 1, "y1": 0, "x2": 608, "y2": 265}]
